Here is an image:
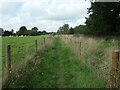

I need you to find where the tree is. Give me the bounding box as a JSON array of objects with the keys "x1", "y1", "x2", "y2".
[
  {"x1": 85, "y1": 2, "x2": 120, "y2": 36},
  {"x1": 27, "y1": 29, "x2": 38, "y2": 36},
  {"x1": 11, "y1": 29, "x2": 14, "y2": 36},
  {"x1": 31, "y1": 27, "x2": 38, "y2": 31},
  {"x1": 30, "y1": 27, "x2": 39, "y2": 36},
  {"x1": 3, "y1": 30, "x2": 12, "y2": 36},
  {"x1": 69, "y1": 27, "x2": 74, "y2": 34},
  {"x1": 42, "y1": 30, "x2": 47, "y2": 35},
  {"x1": 74, "y1": 25, "x2": 86, "y2": 34},
  {"x1": 62, "y1": 24, "x2": 69, "y2": 34},
  {"x1": 57, "y1": 24, "x2": 69, "y2": 34},
  {"x1": 17, "y1": 26, "x2": 27, "y2": 36},
  {"x1": 57, "y1": 27, "x2": 63, "y2": 34}
]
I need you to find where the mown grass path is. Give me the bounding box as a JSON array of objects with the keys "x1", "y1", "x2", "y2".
[{"x1": 7, "y1": 37, "x2": 104, "y2": 88}]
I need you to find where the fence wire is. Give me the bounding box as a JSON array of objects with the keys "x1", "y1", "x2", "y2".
[
  {"x1": 60, "y1": 35, "x2": 120, "y2": 88},
  {"x1": 2, "y1": 36, "x2": 54, "y2": 86}
]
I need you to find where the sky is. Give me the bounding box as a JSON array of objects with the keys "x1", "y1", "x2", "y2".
[{"x1": 0, "y1": 0, "x2": 91, "y2": 32}]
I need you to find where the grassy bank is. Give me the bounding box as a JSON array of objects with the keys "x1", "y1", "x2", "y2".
[
  {"x1": 4, "y1": 37, "x2": 105, "y2": 88},
  {"x1": 60, "y1": 35, "x2": 119, "y2": 87}
]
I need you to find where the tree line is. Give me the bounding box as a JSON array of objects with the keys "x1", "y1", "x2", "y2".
[
  {"x1": 57, "y1": 2, "x2": 120, "y2": 36},
  {"x1": 57, "y1": 24, "x2": 86, "y2": 35},
  {"x1": 1, "y1": 26, "x2": 55, "y2": 36}
]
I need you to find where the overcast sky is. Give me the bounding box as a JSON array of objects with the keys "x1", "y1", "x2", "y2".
[{"x1": 0, "y1": 0, "x2": 91, "y2": 32}]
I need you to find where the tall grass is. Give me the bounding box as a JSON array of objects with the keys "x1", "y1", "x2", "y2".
[
  {"x1": 3, "y1": 36, "x2": 55, "y2": 88},
  {"x1": 2, "y1": 36, "x2": 48, "y2": 83},
  {"x1": 59, "y1": 35, "x2": 119, "y2": 87}
]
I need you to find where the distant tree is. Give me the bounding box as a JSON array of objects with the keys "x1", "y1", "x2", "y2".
[
  {"x1": 11, "y1": 29, "x2": 14, "y2": 36},
  {"x1": 74, "y1": 25, "x2": 86, "y2": 34},
  {"x1": 30, "y1": 27, "x2": 39, "y2": 36},
  {"x1": 69, "y1": 27, "x2": 74, "y2": 34},
  {"x1": 3, "y1": 30, "x2": 12, "y2": 36},
  {"x1": 27, "y1": 29, "x2": 37, "y2": 36},
  {"x1": 31, "y1": 27, "x2": 38, "y2": 31},
  {"x1": 26, "y1": 30, "x2": 32, "y2": 36},
  {"x1": 26, "y1": 29, "x2": 49, "y2": 36},
  {"x1": 57, "y1": 24, "x2": 69, "y2": 34},
  {"x1": 57, "y1": 27, "x2": 62, "y2": 34},
  {"x1": 42, "y1": 30, "x2": 47, "y2": 35},
  {"x1": 17, "y1": 26, "x2": 27, "y2": 36},
  {"x1": 51, "y1": 32, "x2": 56, "y2": 36},
  {"x1": 38, "y1": 31, "x2": 42, "y2": 35},
  {"x1": 62, "y1": 24, "x2": 69, "y2": 34}
]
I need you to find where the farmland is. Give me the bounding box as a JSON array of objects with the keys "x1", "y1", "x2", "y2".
[
  {"x1": 1, "y1": 1, "x2": 120, "y2": 88},
  {"x1": 2, "y1": 36, "x2": 48, "y2": 79},
  {"x1": 2, "y1": 35, "x2": 120, "y2": 88}
]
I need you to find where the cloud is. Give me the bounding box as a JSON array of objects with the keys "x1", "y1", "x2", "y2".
[
  {"x1": 47, "y1": 0, "x2": 90, "y2": 20},
  {"x1": 68, "y1": 18, "x2": 86, "y2": 28},
  {"x1": 0, "y1": 0, "x2": 91, "y2": 32}
]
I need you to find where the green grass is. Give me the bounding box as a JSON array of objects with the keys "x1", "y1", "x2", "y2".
[
  {"x1": 60, "y1": 35, "x2": 120, "y2": 88},
  {"x1": 4, "y1": 37, "x2": 105, "y2": 88},
  {"x1": 2, "y1": 36, "x2": 48, "y2": 75}
]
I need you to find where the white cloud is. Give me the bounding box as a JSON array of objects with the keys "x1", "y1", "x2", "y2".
[
  {"x1": 68, "y1": 18, "x2": 86, "y2": 28},
  {"x1": 0, "y1": 0, "x2": 91, "y2": 32},
  {"x1": 76, "y1": 18, "x2": 86, "y2": 25},
  {"x1": 47, "y1": 0, "x2": 90, "y2": 20}
]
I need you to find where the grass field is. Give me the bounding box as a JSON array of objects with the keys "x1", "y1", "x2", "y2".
[
  {"x1": 2, "y1": 35, "x2": 48, "y2": 79},
  {"x1": 4, "y1": 37, "x2": 105, "y2": 88},
  {"x1": 2, "y1": 35, "x2": 120, "y2": 88}
]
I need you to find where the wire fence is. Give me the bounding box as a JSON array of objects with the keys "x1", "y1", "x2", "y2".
[
  {"x1": 2, "y1": 36, "x2": 54, "y2": 86},
  {"x1": 2, "y1": 35, "x2": 120, "y2": 88},
  {"x1": 59, "y1": 35, "x2": 120, "y2": 88}
]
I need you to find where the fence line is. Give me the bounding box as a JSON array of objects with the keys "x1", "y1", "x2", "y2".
[
  {"x1": 4, "y1": 35, "x2": 120, "y2": 88},
  {"x1": 60, "y1": 35, "x2": 120, "y2": 88},
  {"x1": 5, "y1": 36, "x2": 53, "y2": 78}
]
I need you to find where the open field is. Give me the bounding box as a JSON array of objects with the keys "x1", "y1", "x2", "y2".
[
  {"x1": 2, "y1": 35, "x2": 120, "y2": 88},
  {"x1": 1, "y1": 1, "x2": 120, "y2": 89},
  {"x1": 2, "y1": 36, "x2": 48, "y2": 79},
  {"x1": 3, "y1": 37, "x2": 105, "y2": 88}
]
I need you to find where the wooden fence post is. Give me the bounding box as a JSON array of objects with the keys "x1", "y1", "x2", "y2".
[
  {"x1": 44, "y1": 38, "x2": 46, "y2": 47},
  {"x1": 6, "y1": 45, "x2": 11, "y2": 76},
  {"x1": 80, "y1": 42, "x2": 81, "y2": 56},
  {"x1": 35, "y1": 40, "x2": 37, "y2": 52},
  {"x1": 109, "y1": 50, "x2": 120, "y2": 88}
]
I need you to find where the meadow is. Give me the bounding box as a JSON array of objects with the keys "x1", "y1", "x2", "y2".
[
  {"x1": 2, "y1": 35, "x2": 48, "y2": 79},
  {"x1": 3, "y1": 37, "x2": 105, "y2": 88},
  {"x1": 2, "y1": 35, "x2": 120, "y2": 88}
]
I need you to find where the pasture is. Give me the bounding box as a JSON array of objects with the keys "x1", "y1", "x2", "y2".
[
  {"x1": 2, "y1": 36, "x2": 48, "y2": 78},
  {"x1": 2, "y1": 35, "x2": 120, "y2": 88}
]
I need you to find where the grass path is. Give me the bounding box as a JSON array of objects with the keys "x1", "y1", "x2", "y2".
[{"x1": 6, "y1": 37, "x2": 104, "y2": 88}]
